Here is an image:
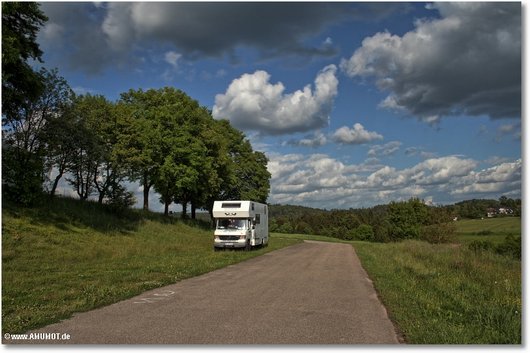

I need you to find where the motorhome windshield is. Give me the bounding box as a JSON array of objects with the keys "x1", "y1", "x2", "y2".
[{"x1": 217, "y1": 218, "x2": 247, "y2": 230}]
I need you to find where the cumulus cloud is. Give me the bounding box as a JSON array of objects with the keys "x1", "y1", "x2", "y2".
[
  {"x1": 340, "y1": 2, "x2": 521, "y2": 122},
  {"x1": 267, "y1": 153, "x2": 519, "y2": 209},
  {"x1": 332, "y1": 123, "x2": 384, "y2": 145},
  {"x1": 368, "y1": 141, "x2": 401, "y2": 157},
  {"x1": 212, "y1": 65, "x2": 338, "y2": 135},
  {"x1": 405, "y1": 146, "x2": 437, "y2": 159},
  {"x1": 451, "y1": 159, "x2": 521, "y2": 195},
  {"x1": 287, "y1": 124, "x2": 385, "y2": 148},
  {"x1": 286, "y1": 131, "x2": 328, "y2": 148}
]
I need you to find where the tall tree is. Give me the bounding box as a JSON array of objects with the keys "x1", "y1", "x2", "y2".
[
  {"x1": 117, "y1": 87, "x2": 271, "y2": 216},
  {"x1": 117, "y1": 89, "x2": 165, "y2": 210},
  {"x1": 2, "y1": 68, "x2": 73, "y2": 204},
  {"x1": 201, "y1": 119, "x2": 271, "y2": 218},
  {"x1": 2, "y1": 2, "x2": 47, "y2": 118},
  {"x1": 65, "y1": 94, "x2": 122, "y2": 202}
]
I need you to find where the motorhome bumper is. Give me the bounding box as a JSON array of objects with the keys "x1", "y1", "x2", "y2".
[{"x1": 214, "y1": 239, "x2": 247, "y2": 248}]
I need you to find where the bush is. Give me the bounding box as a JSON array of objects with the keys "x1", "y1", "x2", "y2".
[
  {"x1": 468, "y1": 236, "x2": 521, "y2": 261},
  {"x1": 468, "y1": 240, "x2": 494, "y2": 253},
  {"x1": 387, "y1": 199, "x2": 428, "y2": 241},
  {"x1": 495, "y1": 235, "x2": 521, "y2": 260},
  {"x1": 2, "y1": 147, "x2": 46, "y2": 206},
  {"x1": 351, "y1": 224, "x2": 375, "y2": 241},
  {"x1": 105, "y1": 183, "x2": 136, "y2": 215},
  {"x1": 421, "y1": 222, "x2": 456, "y2": 244}
]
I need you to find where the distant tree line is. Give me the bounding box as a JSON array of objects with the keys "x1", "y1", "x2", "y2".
[
  {"x1": 445, "y1": 197, "x2": 521, "y2": 219},
  {"x1": 270, "y1": 196, "x2": 521, "y2": 243},
  {"x1": 2, "y1": 3, "x2": 270, "y2": 217}
]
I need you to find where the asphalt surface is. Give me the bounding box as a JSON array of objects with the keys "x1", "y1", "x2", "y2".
[{"x1": 14, "y1": 241, "x2": 400, "y2": 344}]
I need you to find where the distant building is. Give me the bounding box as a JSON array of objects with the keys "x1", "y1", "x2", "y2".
[
  {"x1": 486, "y1": 207, "x2": 514, "y2": 218},
  {"x1": 486, "y1": 208, "x2": 497, "y2": 218}
]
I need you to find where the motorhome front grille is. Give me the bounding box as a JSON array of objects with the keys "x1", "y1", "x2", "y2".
[{"x1": 220, "y1": 236, "x2": 240, "y2": 241}]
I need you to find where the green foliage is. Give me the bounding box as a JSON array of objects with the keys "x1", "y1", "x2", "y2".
[
  {"x1": 387, "y1": 198, "x2": 428, "y2": 241},
  {"x1": 468, "y1": 240, "x2": 495, "y2": 253},
  {"x1": 2, "y1": 146, "x2": 45, "y2": 205},
  {"x1": 446, "y1": 197, "x2": 521, "y2": 219},
  {"x1": 2, "y1": 68, "x2": 74, "y2": 205},
  {"x1": 270, "y1": 199, "x2": 457, "y2": 244},
  {"x1": 105, "y1": 182, "x2": 136, "y2": 215},
  {"x1": 117, "y1": 89, "x2": 270, "y2": 216},
  {"x1": 1, "y1": 2, "x2": 48, "y2": 117},
  {"x1": 494, "y1": 235, "x2": 521, "y2": 260},
  {"x1": 419, "y1": 206, "x2": 456, "y2": 243},
  {"x1": 348, "y1": 224, "x2": 375, "y2": 241}
]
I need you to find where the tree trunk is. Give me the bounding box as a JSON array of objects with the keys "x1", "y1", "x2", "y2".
[
  {"x1": 181, "y1": 201, "x2": 187, "y2": 219},
  {"x1": 143, "y1": 172, "x2": 150, "y2": 210},
  {"x1": 98, "y1": 191, "x2": 105, "y2": 204},
  {"x1": 209, "y1": 208, "x2": 215, "y2": 228},
  {"x1": 191, "y1": 203, "x2": 196, "y2": 219},
  {"x1": 164, "y1": 201, "x2": 169, "y2": 216},
  {"x1": 50, "y1": 170, "x2": 64, "y2": 197}
]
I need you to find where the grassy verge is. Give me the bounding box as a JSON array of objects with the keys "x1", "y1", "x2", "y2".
[
  {"x1": 2, "y1": 198, "x2": 300, "y2": 334},
  {"x1": 354, "y1": 240, "x2": 521, "y2": 344},
  {"x1": 274, "y1": 221, "x2": 522, "y2": 343}
]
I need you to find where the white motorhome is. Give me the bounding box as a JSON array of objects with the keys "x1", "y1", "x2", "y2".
[{"x1": 212, "y1": 200, "x2": 268, "y2": 251}]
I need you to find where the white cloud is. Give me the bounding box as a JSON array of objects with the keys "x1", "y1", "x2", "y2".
[
  {"x1": 267, "y1": 153, "x2": 518, "y2": 208},
  {"x1": 164, "y1": 51, "x2": 182, "y2": 68},
  {"x1": 293, "y1": 131, "x2": 328, "y2": 148},
  {"x1": 451, "y1": 159, "x2": 521, "y2": 195},
  {"x1": 41, "y1": 22, "x2": 64, "y2": 41},
  {"x1": 102, "y1": 3, "x2": 135, "y2": 51},
  {"x1": 340, "y1": 2, "x2": 521, "y2": 121},
  {"x1": 212, "y1": 65, "x2": 338, "y2": 135},
  {"x1": 368, "y1": 141, "x2": 401, "y2": 157},
  {"x1": 332, "y1": 123, "x2": 383, "y2": 144},
  {"x1": 496, "y1": 122, "x2": 521, "y2": 141},
  {"x1": 405, "y1": 146, "x2": 437, "y2": 159}
]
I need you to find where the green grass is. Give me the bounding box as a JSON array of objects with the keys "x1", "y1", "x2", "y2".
[
  {"x1": 454, "y1": 217, "x2": 521, "y2": 245},
  {"x1": 354, "y1": 240, "x2": 521, "y2": 344},
  {"x1": 2, "y1": 198, "x2": 300, "y2": 334}
]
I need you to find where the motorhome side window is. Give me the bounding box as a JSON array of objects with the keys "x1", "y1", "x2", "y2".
[
  {"x1": 255, "y1": 214, "x2": 260, "y2": 224},
  {"x1": 222, "y1": 203, "x2": 241, "y2": 208}
]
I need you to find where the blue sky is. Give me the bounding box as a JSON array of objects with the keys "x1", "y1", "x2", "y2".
[{"x1": 37, "y1": 2, "x2": 522, "y2": 211}]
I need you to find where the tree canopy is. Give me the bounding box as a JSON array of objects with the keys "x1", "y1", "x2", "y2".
[{"x1": 2, "y1": 2, "x2": 48, "y2": 118}]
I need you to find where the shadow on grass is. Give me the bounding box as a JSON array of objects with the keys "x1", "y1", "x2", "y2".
[{"x1": 2, "y1": 196, "x2": 143, "y2": 235}]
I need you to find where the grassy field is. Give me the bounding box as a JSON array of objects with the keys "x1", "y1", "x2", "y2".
[
  {"x1": 1, "y1": 198, "x2": 300, "y2": 334},
  {"x1": 454, "y1": 217, "x2": 521, "y2": 245}
]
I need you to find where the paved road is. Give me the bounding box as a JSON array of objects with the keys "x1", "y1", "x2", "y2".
[{"x1": 17, "y1": 241, "x2": 399, "y2": 344}]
